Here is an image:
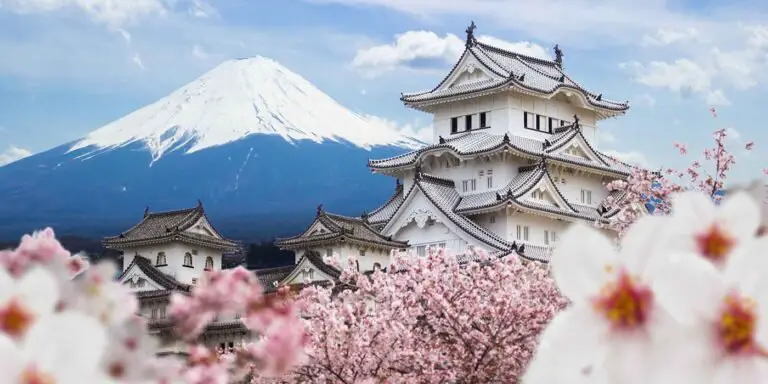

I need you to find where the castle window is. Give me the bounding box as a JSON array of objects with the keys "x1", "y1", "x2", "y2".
[
  {"x1": 159, "y1": 306, "x2": 166, "y2": 319},
  {"x1": 462, "y1": 180, "x2": 469, "y2": 193},
  {"x1": 548, "y1": 118, "x2": 558, "y2": 133},
  {"x1": 137, "y1": 279, "x2": 146, "y2": 288},
  {"x1": 326, "y1": 248, "x2": 333, "y2": 257},
  {"x1": 581, "y1": 189, "x2": 593, "y2": 205},
  {"x1": 487, "y1": 169, "x2": 493, "y2": 189},
  {"x1": 524, "y1": 112, "x2": 536, "y2": 129},
  {"x1": 151, "y1": 308, "x2": 158, "y2": 319},
  {"x1": 183, "y1": 252, "x2": 193, "y2": 267},
  {"x1": 451, "y1": 117, "x2": 458, "y2": 133},
  {"x1": 479, "y1": 170, "x2": 484, "y2": 177},
  {"x1": 465, "y1": 115, "x2": 472, "y2": 131},
  {"x1": 537, "y1": 115, "x2": 547, "y2": 131},
  {"x1": 479, "y1": 112, "x2": 488, "y2": 128},
  {"x1": 192, "y1": 278, "x2": 198, "y2": 285},
  {"x1": 470, "y1": 179, "x2": 477, "y2": 191},
  {"x1": 416, "y1": 246, "x2": 426, "y2": 257},
  {"x1": 359, "y1": 249, "x2": 366, "y2": 257},
  {"x1": 156, "y1": 252, "x2": 167, "y2": 266},
  {"x1": 516, "y1": 225, "x2": 530, "y2": 241},
  {"x1": 204, "y1": 256, "x2": 214, "y2": 271},
  {"x1": 489, "y1": 215, "x2": 496, "y2": 224}
]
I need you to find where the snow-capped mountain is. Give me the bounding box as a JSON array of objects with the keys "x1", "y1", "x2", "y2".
[{"x1": 0, "y1": 57, "x2": 421, "y2": 241}]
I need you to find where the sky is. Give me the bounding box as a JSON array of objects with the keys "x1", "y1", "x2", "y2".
[{"x1": 1, "y1": 0, "x2": 767, "y2": 183}]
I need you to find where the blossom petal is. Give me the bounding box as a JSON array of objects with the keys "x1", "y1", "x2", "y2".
[
  {"x1": 16, "y1": 267, "x2": 58, "y2": 317},
  {"x1": 23, "y1": 312, "x2": 108, "y2": 382},
  {"x1": 550, "y1": 223, "x2": 616, "y2": 302},
  {"x1": 0, "y1": 333, "x2": 23, "y2": 379},
  {"x1": 651, "y1": 252, "x2": 726, "y2": 325},
  {"x1": 0, "y1": 268, "x2": 14, "y2": 304},
  {"x1": 620, "y1": 215, "x2": 669, "y2": 276},
  {"x1": 722, "y1": 237, "x2": 768, "y2": 347},
  {"x1": 718, "y1": 191, "x2": 760, "y2": 243},
  {"x1": 533, "y1": 305, "x2": 607, "y2": 376},
  {"x1": 670, "y1": 191, "x2": 716, "y2": 224}
]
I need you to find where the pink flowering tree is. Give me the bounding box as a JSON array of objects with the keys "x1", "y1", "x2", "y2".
[
  {"x1": 254, "y1": 248, "x2": 566, "y2": 384},
  {"x1": 603, "y1": 108, "x2": 760, "y2": 235},
  {"x1": 0, "y1": 228, "x2": 309, "y2": 384}
]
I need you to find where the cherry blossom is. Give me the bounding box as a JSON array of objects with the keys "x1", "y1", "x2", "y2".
[
  {"x1": 0, "y1": 312, "x2": 108, "y2": 384},
  {"x1": 260, "y1": 248, "x2": 565, "y2": 383},
  {"x1": 663, "y1": 191, "x2": 760, "y2": 267},
  {"x1": 527, "y1": 217, "x2": 677, "y2": 384},
  {"x1": 652, "y1": 236, "x2": 768, "y2": 383},
  {"x1": 0, "y1": 267, "x2": 58, "y2": 339}
]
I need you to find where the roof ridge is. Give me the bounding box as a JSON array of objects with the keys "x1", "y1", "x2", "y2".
[
  {"x1": 475, "y1": 41, "x2": 558, "y2": 67},
  {"x1": 416, "y1": 172, "x2": 455, "y2": 187}
]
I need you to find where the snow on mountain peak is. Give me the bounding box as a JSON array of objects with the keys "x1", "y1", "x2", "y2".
[{"x1": 69, "y1": 56, "x2": 423, "y2": 161}]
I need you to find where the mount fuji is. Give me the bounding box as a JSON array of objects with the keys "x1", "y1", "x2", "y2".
[{"x1": 0, "y1": 57, "x2": 423, "y2": 241}]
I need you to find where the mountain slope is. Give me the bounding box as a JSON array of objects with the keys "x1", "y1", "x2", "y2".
[{"x1": 0, "y1": 57, "x2": 420, "y2": 241}]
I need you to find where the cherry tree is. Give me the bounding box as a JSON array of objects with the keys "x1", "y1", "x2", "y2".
[
  {"x1": 603, "y1": 109, "x2": 759, "y2": 235},
  {"x1": 253, "y1": 248, "x2": 566, "y2": 384}
]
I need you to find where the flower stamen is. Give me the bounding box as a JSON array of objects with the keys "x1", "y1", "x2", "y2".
[
  {"x1": 695, "y1": 224, "x2": 735, "y2": 263},
  {"x1": 0, "y1": 299, "x2": 34, "y2": 338},
  {"x1": 593, "y1": 269, "x2": 653, "y2": 330},
  {"x1": 20, "y1": 366, "x2": 55, "y2": 384},
  {"x1": 717, "y1": 293, "x2": 764, "y2": 355}
]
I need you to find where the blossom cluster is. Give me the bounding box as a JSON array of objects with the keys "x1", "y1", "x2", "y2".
[
  {"x1": 0, "y1": 228, "x2": 308, "y2": 383},
  {"x1": 257, "y1": 247, "x2": 566, "y2": 383},
  {"x1": 524, "y1": 190, "x2": 768, "y2": 383}
]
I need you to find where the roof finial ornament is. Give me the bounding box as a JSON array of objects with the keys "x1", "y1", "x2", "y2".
[
  {"x1": 465, "y1": 21, "x2": 477, "y2": 47},
  {"x1": 196, "y1": 199, "x2": 203, "y2": 208},
  {"x1": 502, "y1": 132, "x2": 510, "y2": 143},
  {"x1": 554, "y1": 44, "x2": 563, "y2": 66},
  {"x1": 316, "y1": 204, "x2": 323, "y2": 216},
  {"x1": 414, "y1": 161, "x2": 422, "y2": 177},
  {"x1": 396, "y1": 178, "x2": 401, "y2": 187},
  {"x1": 573, "y1": 114, "x2": 580, "y2": 129},
  {"x1": 439, "y1": 136, "x2": 446, "y2": 144},
  {"x1": 143, "y1": 206, "x2": 150, "y2": 218}
]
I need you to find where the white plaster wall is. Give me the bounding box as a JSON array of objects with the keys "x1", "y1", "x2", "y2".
[
  {"x1": 474, "y1": 212, "x2": 508, "y2": 236},
  {"x1": 396, "y1": 220, "x2": 466, "y2": 252},
  {"x1": 429, "y1": 91, "x2": 602, "y2": 145},
  {"x1": 504, "y1": 211, "x2": 569, "y2": 245},
  {"x1": 119, "y1": 242, "x2": 224, "y2": 284},
  {"x1": 294, "y1": 245, "x2": 391, "y2": 272},
  {"x1": 423, "y1": 155, "x2": 530, "y2": 196},
  {"x1": 548, "y1": 166, "x2": 614, "y2": 206}
]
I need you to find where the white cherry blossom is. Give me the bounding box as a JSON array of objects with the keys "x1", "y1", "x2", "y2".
[
  {"x1": 664, "y1": 191, "x2": 760, "y2": 267},
  {"x1": 525, "y1": 216, "x2": 678, "y2": 384},
  {"x1": 652, "y1": 236, "x2": 768, "y2": 383},
  {"x1": 0, "y1": 266, "x2": 58, "y2": 339},
  {"x1": 0, "y1": 311, "x2": 108, "y2": 384}
]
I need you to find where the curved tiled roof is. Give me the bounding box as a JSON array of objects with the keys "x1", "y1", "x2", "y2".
[
  {"x1": 369, "y1": 129, "x2": 632, "y2": 176},
  {"x1": 401, "y1": 38, "x2": 628, "y2": 113},
  {"x1": 104, "y1": 202, "x2": 240, "y2": 251},
  {"x1": 118, "y1": 255, "x2": 191, "y2": 292},
  {"x1": 274, "y1": 209, "x2": 408, "y2": 249},
  {"x1": 366, "y1": 183, "x2": 408, "y2": 225}
]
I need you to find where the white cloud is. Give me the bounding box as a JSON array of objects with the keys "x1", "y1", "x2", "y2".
[
  {"x1": 596, "y1": 130, "x2": 617, "y2": 146},
  {"x1": 352, "y1": 30, "x2": 548, "y2": 75},
  {"x1": 192, "y1": 45, "x2": 208, "y2": 59},
  {"x1": 0, "y1": 0, "x2": 168, "y2": 28},
  {"x1": 132, "y1": 52, "x2": 145, "y2": 70},
  {"x1": 306, "y1": 0, "x2": 745, "y2": 45},
  {"x1": 0, "y1": 146, "x2": 32, "y2": 167},
  {"x1": 620, "y1": 59, "x2": 730, "y2": 106},
  {"x1": 641, "y1": 27, "x2": 700, "y2": 46},
  {"x1": 188, "y1": 0, "x2": 217, "y2": 18},
  {"x1": 364, "y1": 114, "x2": 432, "y2": 143},
  {"x1": 602, "y1": 149, "x2": 651, "y2": 168}
]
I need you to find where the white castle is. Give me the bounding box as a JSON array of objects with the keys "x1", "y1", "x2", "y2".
[
  {"x1": 104, "y1": 22, "x2": 638, "y2": 354},
  {"x1": 276, "y1": 22, "x2": 634, "y2": 268}
]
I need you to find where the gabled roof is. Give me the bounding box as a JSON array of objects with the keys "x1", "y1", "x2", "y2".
[
  {"x1": 401, "y1": 24, "x2": 628, "y2": 116},
  {"x1": 103, "y1": 202, "x2": 241, "y2": 251},
  {"x1": 252, "y1": 252, "x2": 342, "y2": 292},
  {"x1": 252, "y1": 265, "x2": 296, "y2": 293},
  {"x1": 382, "y1": 172, "x2": 514, "y2": 252},
  {"x1": 274, "y1": 207, "x2": 409, "y2": 250},
  {"x1": 366, "y1": 182, "x2": 408, "y2": 226},
  {"x1": 118, "y1": 256, "x2": 191, "y2": 292},
  {"x1": 368, "y1": 129, "x2": 632, "y2": 177}
]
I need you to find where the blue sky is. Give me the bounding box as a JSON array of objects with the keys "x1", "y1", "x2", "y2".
[{"x1": 1, "y1": 0, "x2": 767, "y2": 182}]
